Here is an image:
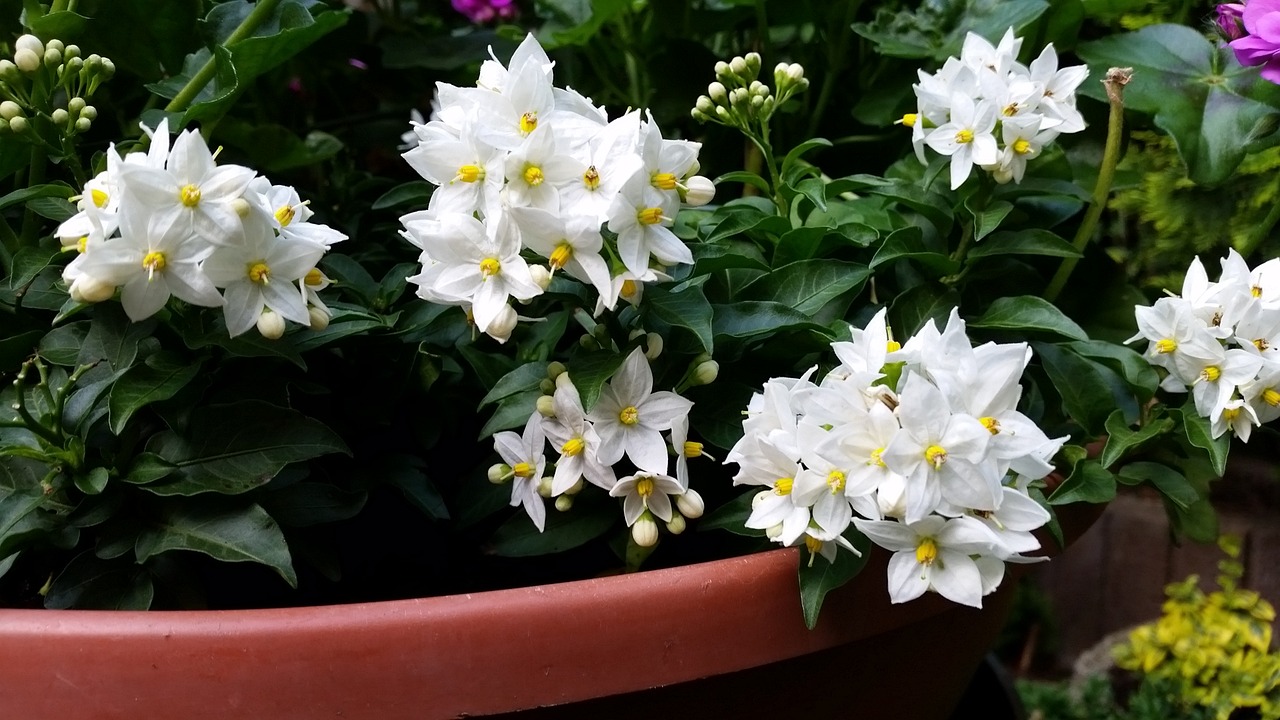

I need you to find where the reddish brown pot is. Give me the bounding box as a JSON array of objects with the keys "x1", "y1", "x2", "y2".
[{"x1": 0, "y1": 505, "x2": 1103, "y2": 720}]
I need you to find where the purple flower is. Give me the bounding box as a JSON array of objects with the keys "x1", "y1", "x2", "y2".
[
  {"x1": 452, "y1": 0, "x2": 517, "y2": 24},
  {"x1": 1217, "y1": 3, "x2": 1247, "y2": 40},
  {"x1": 1230, "y1": 0, "x2": 1280, "y2": 83}
]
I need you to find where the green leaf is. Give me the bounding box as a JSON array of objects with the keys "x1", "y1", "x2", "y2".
[
  {"x1": 643, "y1": 284, "x2": 714, "y2": 354},
  {"x1": 1117, "y1": 462, "x2": 1199, "y2": 510},
  {"x1": 967, "y1": 230, "x2": 1083, "y2": 260},
  {"x1": 74, "y1": 0, "x2": 201, "y2": 80},
  {"x1": 124, "y1": 453, "x2": 178, "y2": 485},
  {"x1": 1077, "y1": 24, "x2": 1280, "y2": 185},
  {"x1": 799, "y1": 530, "x2": 872, "y2": 629},
  {"x1": 79, "y1": 303, "x2": 155, "y2": 370},
  {"x1": 44, "y1": 553, "x2": 154, "y2": 610},
  {"x1": 74, "y1": 467, "x2": 109, "y2": 496},
  {"x1": 1100, "y1": 410, "x2": 1175, "y2": 469},
  {"x1": 481, "y1": 362, "x2": 549, "y2": 407},
  {"x1": 703, "y1": 201, "x2": 790, "y2": 244},
  {"x1": 968, "y1": 199, "x2": 1013, "y2": 242},
  {"x1": 381, "y1": 457, "x2": 450, "y2": 521},
  {"x1": 0, "y1": 483, "x2": 56, "y2": 559},
  {"x1": 825, "y1": 175, "x2": 951, "y2": 234},
  {"x1": 0, "y1": 183, "x2": 75, "y2": 213},
  {"x1": 261, "y1": 482, "x2": 367, "y2": 527},
  {"x1": 1177, "y1": 402, "x2": 1230, "y2": 477},
  {"x1": 1048, "y1": 459, "x2": 1116, "y2": 505},
  {"x1": 889, "y1": 283, "x2": 959, "y2": 336},
  {"x1": 7, "y1": 244, "x2": 62, "y2": 292},
  {"x1": 853, "y1": 0, "x2": 1050, "y2": 61},
  {"x1": 26, "y1": 196, "x2": 76, "y2": 222},
  {"x1": 698, "y1": 491, "x2": 764, "y2": 537},
  {"x1": 36, "y1": 322, "x2": 90, "y2": 366},
  {"x1": 564, "y1": 352, "x2": 626, "y2": 412},
  {"x1": 216, "y1": 120, "x2": 344, "y2": 173},
  {"x1": 781, "y1": 138, "x2": 833, "y2": 186},
  {"x1": 135, "y1": 501, "x2": 297, "y2": 588},
  {"x1": 487, "y1": 496, "x2": 615, "y2": 557},
  {"x1": 869, "y1": 226, "x2": 958, "y2": 276},
  {"x1": 1065, "y1": 340, "x2": 1159, "y2": 403},
  {"x1": 690, "y1": 241, "x2": 770, "y2": 275},
  {"x1": 108, "y1": 352, "x2": 202, "y2": 434},
  {"x1": 713, "y1": 170, "x2": 772, "y2": 195},
  {"x1": 711, "y1": 302, "x2": 832, "y2": 341},
  {"x1": 478, "y1": 390, "x2": 540, "y2": 439},
  {"x1": 320, "y1": 253, "x2": 379, "y2": 304},
  {"x1": 141, "y1": 401, "x2": 348, "y2": 496},
  {"x1": 740, "y1": 260, "x2": 870, "y2": 316},
  {"x1": 971, "y1": 296, "x2": 1089, "y2": 341},
  {"x1": 1034, "y1": 342, "x2": 1123, "y2": 435}
]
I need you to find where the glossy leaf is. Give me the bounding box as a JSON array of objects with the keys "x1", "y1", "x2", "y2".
[
  {"x1": 134, "y1": 501, "x2": 297, "y2": 587},
  {"x1": 261, "y1": 482, "x2": 368, "y2": 527},
  {"x1": 967, "y1": 230, "x2": 1082, "y2": 260},
  {"x1": 799, "y1": 530, "x2": 872, "y2": 629},
  {"x1": 108, "y1": 352, "x2": 202, "y2": 434},
  {"x1": 1100, "y1": 410, "x2": 1175, "y2": 469},
  {"x1": 1177, "y1": 401, "x2": 1230, "y2": 477},
  {"x1": 869, "y1": 226, "x2": 958, "y2": 276},
  {"x1": 643, "y1": 284, "x2": 714, "y2": 354},
  {"x1": 711, "y1": 302, "x2": 832, "y2": 341},
  {"x1": 44, "y1": 553, "x2": 154, "y2": 610},
  {"x1": 1034, "y1": 343, "x2": 1122, "y2": 435},
  {"x1": 1066, "y1": 340, "x2": 1160, "y2": 403},
  {"x1": 1117, "y1": 462, "x2": 1199, "y2": 510},
  {"x1": 740, "y1": 260, "x2": 870, "y2": 317},
  {"x1": 972, "y1": 296, "x2": 1089, "y2": 341},
  {"x1": 487, "y1": 497, "x2": 615, "y2": 557},
  {"x1": 1048, "y1": 459, "x2": 1116, "y2": 505},
  {"x1": 889, "y1": 283, "x2": 959, "y2": 337}
]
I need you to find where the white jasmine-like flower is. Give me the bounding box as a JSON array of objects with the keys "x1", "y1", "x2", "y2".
[
  {"x1": 508, "y1": 206, "x2": 613, "y2": 302},
  {"x1": 924, "y1": 93, "x2": 999, "y2": 191},
  {"x1": 493, "y1": 411, "x2": 548, "y2": 531},
  {"x1": 606, "y1": 168, "x2": 692, "y2": 276},
  {"x1": 610, "y1": 472, "x2": 684, "y2": 525},
  {"x1": 854, "y1": 515, "x2": 1002, "y2": 608},
  {"x1": 588, "y1": 347, "x2": 693, "y2": 473},
  {"x1": 542, "y1": 374, "x2": 616, "y2": 494},
  {"x1": 670, "y1": 414, "x2": 714, "y2": 491}
]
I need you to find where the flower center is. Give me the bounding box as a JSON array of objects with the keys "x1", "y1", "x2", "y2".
[
  {"x1": 1252, "y1": 285, "x2": 1263, "y2": 298},
  {"x1": 915, "y1": 537, "x2": 938, "y2": 565},
  {"x1": 141, "y1": 251, "x2": 166, "y2": 279},
  {"x1": 683, "y1": 441, "x2": 703, "y2": 458},
  {"x1": 522, "y1": 164, "x2": 545, "y2": 186},
  {"x1": 304, "y1": 268, "x2": 325, "y2": 286},
  {"x1": 980, "y1": 416, "x2": 1000, "y2": 435},
  {"x1": 248, "y1": 262, "x2": 271, "y2": 284},
  {"x1": 179, "y1": 184, "x2": 201, "y2": 207},
  {"x1": 1002, "y1": 103, "x2": 1019, "y2": 117},
  {"x1": 955, "y1": 129, "x2": 974, "y2": 144},
  {"x1": 924, "y1": 444, "x2": 948, "y2": 469},
  {"x1": 1155, "y1": 338, "x2": 1177, "y2": 354},
  {"x1": 479, "y1": 257, "x2": 501, "y2": 278},
  {"x1": 275, "y1": 204, "x2": 296, "y2": 227},
  {"x1": 637, "y1": 207, "x2": 664, "y2": 225},
  {"x1": 635, "y1": 477, "x2": 655, "y2": 498},
  {"x1": 886, "y1": 340, "x2": 901, "y2": 353},
  {"x1": 619, "y1": 406, "x2": 639, "y2": 425},
  {"x1": 1223, "y1": 406, "x2": 1241, "y2": 423},
  {"x1": 869, "y1": 447, "x2": 886, "y2": 468},
  {"x1": 76, "y1": 236, "x2": 88, "y2": 254},
  {"x1": 1254, "y1": 338, "x2": 1270, "y2": 352},
  {"x1": 620, "y1": 279, "x2": 638, "y2": 299},
  {"x1": 519, "y1": 111, "x2": 538, "y2": 135},
  {"x1": 774, "y1": 477, "x2": 793, "y2": 495},
  {"x1": 1200, "y1": 366, "x2": 1221, "y2": 383},
  {"x1": 457, "y1": 164, "x2": 483, "y2": 183},
  {"x1": 899, "y1": 113, "x2": 917, "y2": 127},
  {"x1": 826, "y1": 470, "x2": 846, "y2": 494},
  {"x1": 90, "y1": 188, "x2": 109, "y2": 208},
  {"x1": 1012, "y1": 138, "x2": 1032, "y2": 154},
  {"x1": 1264, "y1": 388, "x2": 1280, "y2": 407},
  {"x1": 804, "y1": 535, "x2": 824, "y2": 554},
  {"x1": 549, "y1": 243, "x2": 573, "y2": 270},
  {"x1": 651, "y1": 172, "x2": 677, "y2": 191},
  {"x1": 582, "y1": 165, "x2": 600, "y2": 191},
  {"x1": 512, "y1": 462, "x2": 535, "y2": 478},
  {"x1": 561, "y1": 437, "x2": 585, "y2": 457}
]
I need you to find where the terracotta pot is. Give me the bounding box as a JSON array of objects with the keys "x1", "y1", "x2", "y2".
[{"x1": 0, "y1": 505, "x2": 1104, "y2": 720}]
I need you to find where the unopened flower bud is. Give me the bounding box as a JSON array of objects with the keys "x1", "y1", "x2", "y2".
[
  {"x1": 539, "y1": 378, "x2": 556, "y2": 394},
  {"x1": 751, "y1": 95, "x2": 765, "y2": 111},
  {"x1": 676, "y1": 489, "x2": 704, "y2": 519},
  {"x1": 683, "y1": 175, "x2": 715, "y2": 206},
  {"x1": 489, "y1": 463, "x2": 512, "y2": 483},
  {"x1": 45, "y1": 39, "x2": 64, "y2": 54},
  {"x1": 695, "y1": 95, "x2": 715, "y2": 115},
  {"x1": 15, "y1": 35, "x2": 43, "y2": 56},
  {"x1": 632, "y1": 513, "x2": 659, "y2": 547},
  {"x1": 714, "y1": 105, "x2": 731, "y2": 122},
  {"x1": 307, "y1": 305, "x2": 331, "y2": 330},
  {"x1": 564, "y1": 477, "x2": 584, "y2": 496},
  {"x1": 691, "y1": 359, "x2": 719, "y2": 386},
  {"x1": 51, "y1": 108, "x2": 68, "y2": 126},
  {"x1": 537, "y1": 476, "x2": 554, "y2": 498},
  {"x1": 714, "y1": 60, "x2": 732, "y2": 82},
  {"x1": 486, "y1": 304, "x2": 518, "y2": 343},
  {"x1": 230, "y1": 197, "x2": 253, "y2": 218},
  {"x1": 546, "y1": 361, "x2": 566, "y2": 380},
  {"x1": 68, "y1": 274, "x2": 114, "y2": 303},
  {"x1": 9, "y1": 116, "x2": 28, "y2": 133},
  {"x1": 44, "y1": 47, "x2": 62, "y2": 68},
  {"x1": 760, "y1": 96, "x2": 776, "y2": 117},
  {"x1": 729, "y1": 56, "x2": 748, "y2": 78},
  {"x1": 536, "y1": 394, "x2": 557, "y2": 418},
  {"x1": 0, "y1": 60, "x2": 16, "y2": 82},
  {"x1": 67, "y1": 96, "x2": 85, "y2": 115},
  {"x1": 555, "y1": 494, "x2": 574, "y2": 512},
  {"x1": 644, "y1": 332, "x2": 663, "y2": 360},
  {"x1": 73, "y1": 117, "x2": 89, "y2": 133},
  {"x1": 787, "y1": 63, "x2": 805, "y2": 82},
  {"x1": 99, "y1": 57, "x2": 114, "y2": 78},
  {"x1": 63, "y1": 44, "x2": 80, "y2": 60},
  {"x1": 765, "y1": 522, "x2": 783, "y2": 540},
  {"x1": 1, "y1": 101, "x2": 21, "y2": 121},
  {"x1": 256, "y1": 309, "x2": 286, "y2": 339},
  {"x1": 707, "y1": 81, "x2": 728, "y2": 105},
  {"x1": 79, "y1": 105, "x2": 96, "y2": 121},
  {"x1": 555, "y1": 371, "x2": 575, "y2": 391},
  {"x1": 529, "y1": 264, "x2": 552, "y2": 291},
  {"x1": 729, "y1": 87, "x2": 748, "y2": 108},
  {"x1": 666, "y1": 513, "x2": 687, "y2": 535},
  {"x1": 749, "y1": 80, "x2": 768, "y2": 97},
  {"x1": 62, "y1": 56, "x2": 82, "y2": 74},
  {"x1": 579, "y1": 334, "x2": 599, "y2": 350},
  {"x1": 744, "y1": 52, "x2": 761, "y2": 76}
]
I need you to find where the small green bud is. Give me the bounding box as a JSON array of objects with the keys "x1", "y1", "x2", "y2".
[
  {"x1": 44, "y1": 47, "x2": 62, "y2": 68},
  {"x1": 488, "y1": 463, "x2": 512, "y2": 484},
  {"x1": 695, "y1": 96, "x2": 715, "y2": 115},
  {"x1": 67, "y1": 97, "x2": 85, "y2": 115},
  {"x1": 537, "y1": 476, "x2": 554, "y2": 498},
  {"x1": 761, "y1": 96, "x2": 776, "y2": 117},
  {"x1": 63, "y1": 56, "x2": 83, "y2": 74},
  {"x1": 707, "y1": 81, "x2": 728, "y2": 105},
  {"x1": 100, "y1": 58, "x2": 115, "y2": 78},
  {"x1": 73, "y1": 117, "x2": 90, "y2": 133},
  {"x1": 63, "y1": 44, "x2": 80, "y2": 60},
  {"x1": 539, "y1": 378, "x2": 556, "y2": 395},
  {"x1": 750, "y1": 95, "x2": 765, "y2": 111},
  {"x1": 14, "y1": 49, "x2": 40, "y2": 73},
  {"x1": 0, "y1": 101, "x2": 21, "y2": 120},
  {"x1": 713, "y1": 60, "x2": 732, "y2": 83},
  {"x1": 79, "y1": 105, "x2": 96, "y2": 121},
  {"x1": 744, "y1": 52, "x2": 762, "y2": 77},
  {"x1": 578, "y1": 334, "x2": 599, "y2": 350},
  {"x1": 536, "y1": 394, "x2": 556, "y2": 418},
  {"x1": 714, "y1": 105, "x2": 731, "y2": 122},
  {"x1": 0, "y1": 60, "x2": 17, "y2": 82},
  {"x1": 51, "y1": 108, "x2": 68, "y2": 125},
  {"x1": 692, "y1": 359, "x2": 719, "y2": 386},
  {"x1": 666, "y1": 513, "x2": 687, "y2": 535},
  {"x1": 592, "y1": 322, "x2": 611, "y2": 344},
  {"x1": 554, "y1": 494, "x2": 574, "y2": 512},
  {"x1": 45, "y1": 39, "x2": 64, "y2": 54},
  {"x1": 564, "y1": 477, "x2": 584, "y2": 496},
  {"x1": 546, "y1": 361, "x2": 566, "y2": 380},
  {"x1": 729, "y1": 87, "x2": 748, "y2": 109},
  {"x1": 729, "y1": 56, "x2": 748, "y2": 78}
]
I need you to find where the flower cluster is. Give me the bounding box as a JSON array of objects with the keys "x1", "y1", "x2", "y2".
[
  {"x1": 1132, "y1": 250, "x2": 1280, "y2": 441},
  {"x1": 905, "y1": 29, "x2": 1088, "y2": 190},
  {"x1": 490, "y1": 348, "x2": 705, "y2": 546},
  {"x1": 727, "y1": 308, "x2": 1065, "y2": 608},
  {"x1": 0, "y1": 34, "x2": 112, "y2": 139},
  {"x1": 56, "y1": 121, "x2": 345, "y2": 337},
  {"x1": 1223, "y1": 1, "x2": 1280, "y2": 83},
  {"x1": 399, "y1": 34, "x2": 713, "y2": 342}
]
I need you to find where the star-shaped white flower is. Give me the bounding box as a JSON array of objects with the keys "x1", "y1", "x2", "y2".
[{"x1": 587, "y1": 347, "x2": 693, "y2": 474}]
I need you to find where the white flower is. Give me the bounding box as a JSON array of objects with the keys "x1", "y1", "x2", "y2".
[
  {"x1": 541, "y1": 374, "x2": 616, "y2": 494},
  {"x1": 493, "y1": 411, "x2": 548, "y2": 532},
  {"x1": 610, "y1": 472, "x2": 684, "y2": 525},
  {"x1": 924, "y1": 93, "x2": 999, "y2": 190},
  {"x1": 588, "y1": 347, "x2": 693, "y2": 473},
  {"x1": 606, "y1": 168, "x2": 692, "y2": 277},
  {"x1": 508, "y1": 206, "x2": 612, "y2": 303},
  {"x1": 855, "y1": 515, "x2": 1002, "y2": 608}
]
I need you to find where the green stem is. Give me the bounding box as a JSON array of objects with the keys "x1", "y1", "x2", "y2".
[
  {"x1": 164, "y1": 0, "x2": 284, "y2": 114},
  {"x1": 1239, "y1": 198, "x2": 1280, "y2": 258},
  {"x1": 806, "y1": 0, "x2": 861, "y2": 138},
  {"x1": 951, "y1": 221, "x2": 975, "y2": 267},
  {"x1": 0, "y1": 215, "x2": 16, "y2": 276},
  {"x1": 18, "y1": 145, "x2": 46, "y2": 246},
  {"x1": 1044, "y1": 68, "x2": 1131, "y2": 304},
  {"x1": 50, "y1": 0, "x2": 69, "y2": 11}
]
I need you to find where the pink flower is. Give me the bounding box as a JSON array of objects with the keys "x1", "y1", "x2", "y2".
[
  {"x1": 1230, "y1": 0, "x2": 1280, "y2": 83},
  {"x1": 452, "y1": 0, "x2": 517, "y2": 24},
  {"x1": 1217, "y1": 3, "x2": 1247, "y2": 40}
]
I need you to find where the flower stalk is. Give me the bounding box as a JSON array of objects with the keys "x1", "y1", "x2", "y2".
[{"x1": 165, "y1": 0, "x2": 285, "y2": 114}]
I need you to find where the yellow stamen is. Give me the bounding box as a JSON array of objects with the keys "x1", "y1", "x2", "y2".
[
  {"x1": 582, "y1": 165, "x2": 600, "y2": 190},
  {"x1": 456, "y1": 164, "x2": 483, "y2": 183},
  {"x1": 826, "y1": 470, "x2": 846, "y2": 494},
  {"x1": 637, "y1": 207, "x2": 664, "y2": 225},
  {"x1": 980, "y1": 416, "x2": 1000, "y2": 435},
  {"x1": 512, "y1": 462, "x2": 535, "y2": 478},
  {"x1": 141, "y1": 251, "x2": 166, "y2": 279},
  {"x1": 1002, "y1": 103, "x2": 1019, "y2": 117},
  {"x1": 651, "y1": 173, "x2": 677, "y2": 191},
  {"x1": 635, "y1": 477, "x2": 655, "y2": 498},
  {"x1": 248, "y1": 262, "x2": 271, "y2": 284},
  {"x1": 1263, "y1": 388, "x2": 1280, "y2": 407},
  {"x1": 924, "y1": 444, "x2": 947, "y2": 469},
  {"x1": 683, "y1": 441, "x2": 703, "y2": 458},
  {"x1": 519, "y1": 111, "x2": 538, "y2": 135},
  {"x1": 90, "y1": 188, "x2": 109, "y2": 208},
  {"x1": 76, "y1": 236, "x2": 88, "y2": 254},
  {"x1": 1155, "y1": 338, "x2": 1177, "y2": 354},
  {"x1": 1252, "y1": 285, "x2": 1263, "y2": 298},
  {"x1": 898, "y1": 113, "x2": 917, "y2": 127},
  {"x1": 869, "y1": 447, "x2": 886, "y2": 468},
  {"x1": 179, "y1": 184, "x2": 201, "y2": 207},
  {"x1": 1201, "y1": 366, "x2": 1221, "y2": 383},
  {"x1": 549, "y1": 243, "x2": 573, "y2": 270},
  {"x1": 804, "y1": 536, "x2": 824, "y2": 555},
  {"x1": 1013, "y1": 138, "x2": 1032, "y2": 154},
  {"x1": 619, "y1": 406, "x2": 639, "y2": 425},
  {"x1": 955, "y1": 129, "x2": 974, "y2": 144},
  {"x1": 886, "y1": 340, "x2": 901, "y2": 353},
  {"x1": 1224, "y1": 407, "x2": 1241, "y2": 423},
  {"x1": 561, "y1": 437, "x2": 585, "y2": 457},
  {"x1": 274, "y1": 204, "x2": 296, "y2": 227},
  {"x1": 1254, "y1": 338, "x2": 1270, "y2": 352},
  {"x1": 620, "y1": 279, "x2": 638, "y2": 299},
  {"x1": 915, "y1": 537, "x2": 938, "y2": 565},
  {"x1": 304, "y1": 268, "x2": 325, "y2": 286},
  {"x1": 479, "y1": 257, "x2": 501, "y2": 278},
  {"x1": 522, "y1": 165, "x2": 544, "y2": 186},
  {"x1": 774, "y1": 477, "x2": 793, "y2": 495}
]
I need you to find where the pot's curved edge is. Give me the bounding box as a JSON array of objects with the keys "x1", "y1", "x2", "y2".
[{"x1": 0, "y1": 503, "x2": 1107, "y2": 720}]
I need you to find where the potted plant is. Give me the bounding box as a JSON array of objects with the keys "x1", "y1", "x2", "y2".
[{"x1": 0, "y1": 1, "x2": 1276, "y2": 718}]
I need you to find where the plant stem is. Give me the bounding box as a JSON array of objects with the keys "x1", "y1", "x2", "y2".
[
  {"x1": 164, "y1": 0, "x2": 284, "y2": 114},
  {"x1": 19, "y1": 145, "x2": 46, "y2": 246},
  {"x1": 1044, "y1": 67, "x2": 1131, "y2": 304},
  {"x1": 50, "y1": 0, "x2": 69, "y2": 11},
  {"x1": 1239, "y1": 196, "x2": 1280, "y2": 258},
  {"x1": 806, "y1": 0, "x2": 862, "y2": 138}
]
